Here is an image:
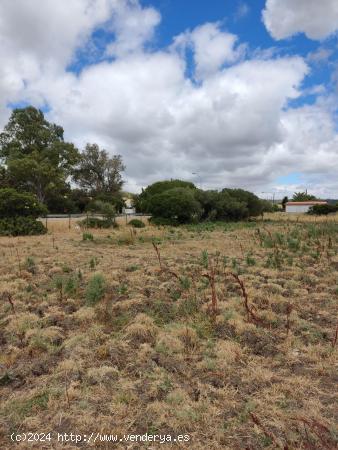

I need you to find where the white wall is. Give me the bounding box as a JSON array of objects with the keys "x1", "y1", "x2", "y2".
[{"x1": 285, "y1": 204, "x2": 311, "y2": 213}]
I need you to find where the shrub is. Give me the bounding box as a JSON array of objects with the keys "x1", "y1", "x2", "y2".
[
  {"x1": 86, "y1": 200, "x2": 116, "y2": 224},
  {"x1": 0, "y1": 216, "x2": 47, "y2": 236},
  {"x1": 308, "y1": 204, "x2": 338, "y2": 215},
  {"x1": 195, "y1": 189, "x2": 265, "y2": 221},
  {"x1": 135, "y1": 179, "x2": 196, "y2": 213},
  {"x1": 78, "y1": 217, "x2": 114, "y2": 229},
  {"x1": 24, "y1": 256, "x2": 37, "y2": 274},
  {"x1": 0, "y1": 188, "x2": 47, "y2": 218},
  {"x1": 85, "y1": 273, "x2": 106, "y2": 305},
  {"x1": 148, "y1": 188, "x2": 202, "y2": 224},
  {"x1": 82, "y1": 232, "x2": 94, "y2": 241},
  {"x1": 128, "y1": 219, "x2": 145, "y2": 228},
  {"x1": 222, "y1": 188, "x2": 263, "y2": 217},
  {"x1": 149, "y1": 216, "x2": 179, "y2": 226},
  {"x1": 53, "y1": 274, "x2": 78, "y2": 300}
]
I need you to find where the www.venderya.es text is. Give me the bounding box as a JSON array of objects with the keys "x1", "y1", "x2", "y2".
[{"x1": 10, "y1": 432, "x2": 191, "y2": 445}]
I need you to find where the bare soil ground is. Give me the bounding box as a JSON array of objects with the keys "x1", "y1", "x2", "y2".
[{"x1": 0, "y1": 217, "x2": 337, "y2": 449}]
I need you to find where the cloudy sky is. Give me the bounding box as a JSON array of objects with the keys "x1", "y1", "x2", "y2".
[{"x1": 0, "y1": 0, "x2": 338, "y2": 197}]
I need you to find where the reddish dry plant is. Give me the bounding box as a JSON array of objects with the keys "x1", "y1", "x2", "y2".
[
  {"x1": 151, "y1": 242, "x2": 183, "y2": 284},
  {"x1": 1, "y1": 291, "x2": 16, "y2": 316},
  {"x1": 2, "y1": 291, "x2": 24, "y2": 346},
  {"x1": 290, "y1": 416, "x2": 336, "y2": 450},
  {"x1": 255, "y1": 228, "x2": 263, "y2": 246},
  {"x1": 166, "y1": 269, "x2": 179, "y2": 280},
  {"x1": 202, "y1": 255, "x2": 222, "y2": 316},
  {"x1": 239, "y1": 242, "x2": 245, "y2": 258},
  {"x1": 152, "y1": 241, "x2": 163, "y2": 271},
  {"x1": 65, "y1": 374, "x2": 71, "y2": 408},
  {"x1": 285, "y1": 303, "x2": 293, "y2": 336},
  {"x1": 230, "y1": 272, "x2": 261, "y2": 324},
  {"x1": 249, "y1": 413, "x2": 284, "y2": 449},
  {"x1": 331, "y1": 321, "x2": 338, "y2": 349},
  {"x1": 202, "y1": 270, "x2": 218, "y2": 317},
  {"x1": 15, "y1": 248, "x2": 22, "y2": 276}
]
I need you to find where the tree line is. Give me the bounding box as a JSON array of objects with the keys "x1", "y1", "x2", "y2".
[
  {"x1": 0, "y1": 106, "x2": 125, "y2": 214},
  {"x1": 6, "y1": 105, "x2": 334, "y2": 235}
]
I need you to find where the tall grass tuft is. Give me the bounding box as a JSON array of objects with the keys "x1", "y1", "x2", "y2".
[{"x1": 85, "y1": 273, "x2": 106, "y2": 306}]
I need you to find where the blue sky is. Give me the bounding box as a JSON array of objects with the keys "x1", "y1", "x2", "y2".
[{"x1": 0, "y1": 0, "x2": 338, "y2": 197}]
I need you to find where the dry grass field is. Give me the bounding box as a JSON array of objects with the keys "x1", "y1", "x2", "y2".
[{"x1": 0, "y1": 216, "x2": 337, "y2": 449}]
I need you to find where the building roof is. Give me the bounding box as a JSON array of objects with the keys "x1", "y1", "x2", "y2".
[{"x1": 286, "y1": 201, "x2": 327, "y2": 206}]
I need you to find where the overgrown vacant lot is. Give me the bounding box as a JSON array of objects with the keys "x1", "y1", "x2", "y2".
[{"x1": 0, "y1": 219, "x2": 337, "y2": 449}]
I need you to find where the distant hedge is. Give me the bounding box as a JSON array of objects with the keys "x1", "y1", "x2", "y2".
[
  {"x1": 0, "y1": 217, "x2": 47, "y2": 236},
  {"x1": 308, "y1": 204, "x2": 338, "y2": 215},
  {"x1": 128, "y1": 219, "x2": 145, "y2": 228},
  {"x1": 78, "y1": 217, "x2": 118, "y2": 229},
  {"x1": 140, "y1": 181, "x2": 265, "y2": 224}
]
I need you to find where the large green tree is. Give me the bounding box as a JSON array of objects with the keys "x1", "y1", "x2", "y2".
[
  {"x1": 148, "y1": 187, "x2": 202, "y2": 224},
  {"x1": 135, "y1": 179, "x2": 196, "y2": 213},
  {"x1": 0, "y1": 106, "x2": 79, "y2": 204},
  {"x1": 222, "y1": 188, "x2": 263, "y2": 217},
  {"x1": 73, "y1": 143, "x2": 125, "y2": 197}
]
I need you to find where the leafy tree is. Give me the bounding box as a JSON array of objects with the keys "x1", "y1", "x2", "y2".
[
  {"x1": 86, "y1": 200, "x2": 116, "y2": 224},
  {"x1": 0, "y1": 188, "x2": 47, "y2": 236},
  {"x1": 0, "y1": 106, "x2": 80, "y2": 203},
  {"x1": 0, "y1": 166, "x2": 10, "y2": 188},
  {"x1": 194, "y1": 190, "x2": 220, "y2": 221},
  {"x1": 292, "y1": 191, "x2": 317, "y2": 201},
  {"x1": 260, "y1": 199, "x2": 279, "y2": 213},
  {"x1": 73, "y1": 143, "x2": 125, "y2": 197},
  {"x1": 282, "y1": 196, "x2": 288, "y2": 211},
  {"x1": 0, "y1": 188, "x2": 47, "y2": 218},
  {"x1": 148, "y1": 188, "x2": 201, "y2": 224},
  {"x1": 69, "y1": 189, "x2": 92, "y2": 213},
  {"x1": 45, "y1": 185, "x2": 78, "y2": 214},
  {"x1": 222, "y1": 188, "x2": 263, "y2": 217},
  {"x1": 136, "y1": 179, "x2": 196, "y2": 213},
  {"x1": 214, "y1": 191, "x2": 249, "y2": 220},
  {"x1": 195, "y1": 189, "x2": 248, "y2": 221}
]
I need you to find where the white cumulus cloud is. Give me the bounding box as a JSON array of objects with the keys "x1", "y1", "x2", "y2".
[
  {"x1": 173, "y1": 23, "x2": 244, "y2": 80},
  {"x1": 0, "y1": 0, "x2": 337, "y2": 196},
  {"x1": 263, "y1": 0, "x2": 338, "y2": 40}
]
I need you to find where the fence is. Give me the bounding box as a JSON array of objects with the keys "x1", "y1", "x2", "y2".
[{"x1": 42, "y1": 213, "x2": 150, "y2": 231}]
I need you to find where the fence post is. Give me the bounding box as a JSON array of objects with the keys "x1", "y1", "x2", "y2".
[
  {"x1": 45, "y1": 216, "x2": 48, "y2": 230},
  {"x1": 68, "y1": 214, "x2": 71, "y2": 230}
]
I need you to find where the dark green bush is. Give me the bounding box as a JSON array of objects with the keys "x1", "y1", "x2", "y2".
[
  {"x1": 135, "y1": 179, "x2": 196, "y2": 213},
  {"x1": 0, "y1": 188, "x2": 47, "y2": 218},
  {"x1": 82, "y1": 232, "x2": 94, "y2": 241},
  {"x1": 0, "y1": 216, "x2": 47, "y2": 236},
  {"x1": 222, "y1": 188, "x2": 263, "y2": 217},
  {"x1": 78, "y1": 217, "x2": 116, "y2": 229},
  {"x1": 148, "y1": 188, "x2": 202, "y2": 224},
  {"x1": 86, "y1": 200, "x2": 116, "y2": 222},
  {"x1": 308, "y1": 204, "x2": 338, "y2": 215},
  {"x1": 85, "y1": 273, "x2": 106, "y2": 306},
  {"x1": 128, "y1": 219, "x2": 145, "y2": 228},
  {"x1": 149, "y1": 216, "x2": 179, "y2": 226}
]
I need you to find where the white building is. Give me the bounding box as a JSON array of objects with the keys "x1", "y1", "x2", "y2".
[
  {"x1": 122, "y1": 196, "x2": 135, "y2": 215},
  {"x1": 285, "y1": 201, "x2": 327, "y2": 213}
]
